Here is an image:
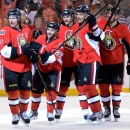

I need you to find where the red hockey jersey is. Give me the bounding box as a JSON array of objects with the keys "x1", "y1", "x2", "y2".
[
  {"x1": 58, "y1": 23, "x2": 78, "y2": 67},
  {"x1": 74, "y1": 22, "x2": 102, "y2": 64},
  {"x1": 98, "y1": 17, "x2": 130, "y2": 64},
  {"x1": 0, "y1": 25, "x2": 32, "y2": 72},
  {"x1": 35, "y1": 34, "x2": 63, "y2": 73}
]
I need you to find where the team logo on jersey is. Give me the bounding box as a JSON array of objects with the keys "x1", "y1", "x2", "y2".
[
  {"x1": 0, "y1": 30, "x2": 5, "y2": 35},
  {"x1": 64, "y1": 30, "x2": 78, "y2": 50},
  {"x1": 18, "y1": 38, "x2": 27, "y2": 46},
  {"x1": 102, "y1": 30, "x2": 116, "y2": 50}
]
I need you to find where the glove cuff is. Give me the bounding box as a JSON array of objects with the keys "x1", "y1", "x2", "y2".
[
  {"x1": 17, "y1": 46, "x2": 23, "y2": 55},
  {"x1": 39, "y1": 45, "x2": 45, "y2": 55},
  {"x1": 91, "y1": 24, "x2": 98, "y2": 31}
]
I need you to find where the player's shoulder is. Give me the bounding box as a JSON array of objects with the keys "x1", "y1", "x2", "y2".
[
  {"x1": 35, "y1": 34, "x2": 46, "y2": 42},
  {"x1": 37, "y1": 34, "x2": 46, "y2": 39},
  {"x1": 118, "y1": 22, "x2": 129, "y2": 31},
  {"x1": 21, "y1": 24, "x2": 31, "y2": 31},
  {"x1": 0, "y1": 26, "x2": 11, "y2": 35}
]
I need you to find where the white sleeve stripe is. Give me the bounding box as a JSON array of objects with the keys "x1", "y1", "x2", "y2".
[
  {"x1": 1, "y1": 45, "x2": 12, "y2": 58},
  {"x1": 44, "y1": 54, "x2": 56, "y2": 64},
  {"x1": 100, "y1": 31, "x2": 105, "y2": 41}
]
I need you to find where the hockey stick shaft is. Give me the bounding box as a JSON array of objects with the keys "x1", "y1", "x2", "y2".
[{"x1": 51, "y1": 0, "x2": 112, "y2": 55}]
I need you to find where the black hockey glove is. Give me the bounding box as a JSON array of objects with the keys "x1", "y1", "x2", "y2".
[
  {"x1": 32, "y1": 30, "x2": 43, "y2": 39},
  {"x1": 30, "y1": 41, "x2": 42, "y2": 53},
  {"x1": 28, "y1": 49, "x2": 39, "y2": 63},
  {"x1": 21, "y1": 44, "x2": 31, "y2": 55},
  {"x1": 126, "y1": 61, "x2": 130, "y2": 75},
  {"x1": 40, "y1": 51, "x2": 50, "y2": 64},
  {"x1": 86, "y1": 13, "x2": 96, "y2": 30}
]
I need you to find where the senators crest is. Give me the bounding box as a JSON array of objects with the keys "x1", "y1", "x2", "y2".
[
  {"x1": 64, "y1": 30, "x2": 79, "y2": 50},
  {"x1": 102, "y1": 30, "x2": 116, "y2": 50}
]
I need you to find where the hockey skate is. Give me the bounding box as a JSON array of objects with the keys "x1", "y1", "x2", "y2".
[
  {"x1": 47, "y1": 112, "x2": 54, "y2": 125},
  {"x1": 12, "y1": 114, "x2": 19, "y2": 128},
  {"x1": 103, "y1": 106, "x2": 111, "y2": 121},
  {"x1": 19, "y1": 111, "x2": 30, "y2": 127},
  {"x1": 29, "y1": 110, "x2": 38, "y2": 120},
  {"x1": 82, "y1": 109, "x2": 92, "y2": 124},
  {"x1": 113, "y1": 106, "x2": 120, "y2": 122},
  {"x1": 54, "y1": 114, "x2": 61, "y2": 122},
  {"x1": 91, "y1": 110, "x2": 105, "y2": 125},
  {"x1": 54, "y1": 109, "x2": 62, "y2": 122}
]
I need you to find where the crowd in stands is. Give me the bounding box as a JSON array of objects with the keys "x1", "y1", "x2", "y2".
[{"x1": 0, "y1": 0, "x2": 130, "y2": 32}]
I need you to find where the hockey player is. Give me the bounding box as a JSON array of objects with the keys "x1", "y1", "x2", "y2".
[
  {"x1": 74, "y1": 5, "x2": 105, "y2": 124},
  {"x1": 97, "y1": 6, "x2": 130, "y2": 122},
  {"x1": 28, "y1": 22, "x2": 64, "y2": 124},
  {"x1": 55, "y1": 9, "x2": 91, "y2": 123},
  {"x1": 0, "y1": 8, "x2": 33, "y2": 127}
]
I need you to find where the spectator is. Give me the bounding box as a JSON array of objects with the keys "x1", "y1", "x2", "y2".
[
  {"x1": 32, "y1": 15, "x2": 44, "y2": 40},
  {"x1": 20, "y1": 3, "x2": 37, "y2": 25}
]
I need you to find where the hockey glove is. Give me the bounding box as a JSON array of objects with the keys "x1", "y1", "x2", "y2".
[
  {"x1": 28, "y1": 49, "x2": 39, "y2": 63},
  {"x1": 86, "y1": 13, "x2": 96, "y2": 30},
  {"x1": 32, "y1": 30, "x2": 42, "y2": 39},
  {"x1": 30, "y1": 41, "x2": 42, "y2": 53},
  {"x1": 40, "y1": 51, "x2": 50, "y2": 64},
  {"x1": 126, "y1": 61, "x2": 130, "y2": 75}
]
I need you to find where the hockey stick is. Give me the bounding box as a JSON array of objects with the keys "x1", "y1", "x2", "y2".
[
  {"x1": 51, "y1": 0, "x2": 112, "y2": 55},
  {"x1": 103, "y1": 0, "x2": 123, "y2": 31}
]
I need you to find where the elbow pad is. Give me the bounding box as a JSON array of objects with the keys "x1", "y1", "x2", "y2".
[{"x1": 1, "y1": 45, "x2": 19, "y2": 59}]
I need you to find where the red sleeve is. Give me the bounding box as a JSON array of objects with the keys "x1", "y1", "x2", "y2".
[
  {"x1": 122, "y1": 25, "x2": 130, "y2": 45},
  {"x1": 0, "y1": 26, "x2": 11, "y2": 45}
]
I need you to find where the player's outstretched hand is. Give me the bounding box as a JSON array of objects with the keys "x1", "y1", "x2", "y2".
[{"x1": 86, "y1": 13, "x2": 96, "y2": 30}]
